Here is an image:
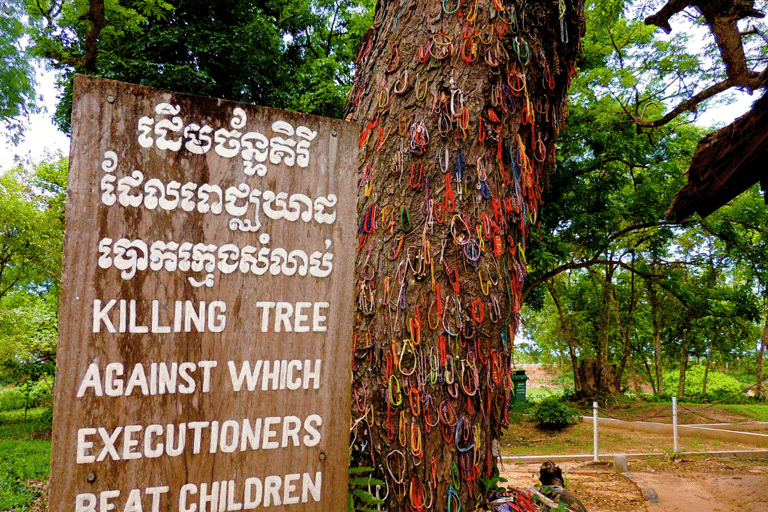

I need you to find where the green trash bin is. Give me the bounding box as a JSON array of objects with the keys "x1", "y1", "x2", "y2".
[{"x1": 511, "y1": 370, "x2": 528, "y2": 409}]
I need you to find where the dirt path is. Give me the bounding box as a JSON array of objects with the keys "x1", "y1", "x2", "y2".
[
  {"x1": 499, "y1": 457, "x2": 768, "y2": 512},
  {"x1": 628, "y1": 471, "x2": 768, "y2": 512}
]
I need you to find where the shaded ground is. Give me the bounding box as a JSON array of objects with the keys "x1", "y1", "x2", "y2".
[
  {"x1": 501, "y1": 461, "x2": 645, "y2": 512},
  {"x1": 500, "y1": 456, "x2": 768, "y2": 512}
]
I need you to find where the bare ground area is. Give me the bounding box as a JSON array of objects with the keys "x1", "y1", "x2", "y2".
[
  {"x1": 500, "y1": 456, "x2": 768, "y2": 512},
  {"x1": 501, "y1": 364, "x2": 768, "y2": 511}
]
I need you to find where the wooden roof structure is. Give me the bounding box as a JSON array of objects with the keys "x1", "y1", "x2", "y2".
[
  {"x1": 666, "y1": 91, "x2": 768, "y2": 220},
  {"x1": 643, "y1": 0, "x2": 767, "y2": 221}
]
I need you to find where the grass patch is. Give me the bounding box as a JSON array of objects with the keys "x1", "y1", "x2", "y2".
[
  {"x1": 526, "y1": 387, "x2": 564, "y2": 402},
  {"x1": 0, "y1": 439, "x2": 51, "y2": 509},
  {"x1": 0, "y1": 407, "x2": 52, "y2": 440},
  {"x1": 718, "y1": 404, "x2": 768, "y2": 422},
  {"x1": 0, "y1": 407, "x2": 52, "y2": 510}
]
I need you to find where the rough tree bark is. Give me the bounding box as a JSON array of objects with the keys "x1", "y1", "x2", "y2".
[{"x1": 345, "y1": 0, "x2": 584, "y2": 509}]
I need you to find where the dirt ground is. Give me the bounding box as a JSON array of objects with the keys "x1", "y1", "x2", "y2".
[
  {"x1": 500, "y1": 457, "x2": 768, "y2": 512},
  {"x1": 503, "y1": 365, "x2": 768, "y2": 511}
]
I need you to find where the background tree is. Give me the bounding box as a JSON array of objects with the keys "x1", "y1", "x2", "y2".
[
  {"x1": 0, "y1": 0, "x2": 38, "y2": 142},
  {"x1": 22, "y1": 0, "x2": 373, "y2": 131},
  {"x1": 0, "y1": 156, "x2": 67, "y2": 380},
  {"x1": 698, "y1": 185, "x2": 768, "y2": 396}
]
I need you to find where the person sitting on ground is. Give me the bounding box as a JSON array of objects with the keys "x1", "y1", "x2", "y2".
[{"x1": 538, "y1": 461, "x2": 588, "y2": 512}]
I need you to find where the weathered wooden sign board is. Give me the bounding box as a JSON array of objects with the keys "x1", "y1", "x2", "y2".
[{"x1": 50, "y1": 75, "x2": 359, "y2": 512}]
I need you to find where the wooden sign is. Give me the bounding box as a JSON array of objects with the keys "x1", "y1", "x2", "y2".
[{"x1": 51, "y1": 75, "x2": 359, "y2": 512}]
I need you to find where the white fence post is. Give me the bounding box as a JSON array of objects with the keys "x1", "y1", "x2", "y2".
[
  {"x1": 672, "y1": 396, "x2": 679, "y2": 454},
  {"x1": 593, "y1": 401, "x2": 599, "y2": 462}
]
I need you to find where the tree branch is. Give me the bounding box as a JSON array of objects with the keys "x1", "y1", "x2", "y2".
[
  {"x1": 522, "y1": 220, "x2": 692, "y2": 301},
  {"x1": 625, "y1": 78, "x2": 736, "y2": 128},
  {"x1": 636, "y1": 0, "x2": 766, "y2": 128},
  {"x1": 42, "y1": 0, "x2": 107, "y2": 70}
]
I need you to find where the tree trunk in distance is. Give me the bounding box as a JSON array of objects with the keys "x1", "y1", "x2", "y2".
[
  {"x1": 346, "y1": 0, "x2": 585, "y2": 509},
  {"x1": 702, "y1": 327, "x2": 719, "y2": 396},
  {"x1": 547, "y1": 280, "x2": 583, "y2": 395},
  {"x1": 648, "y1": 276, "x2": 664, "y2": 394},
  {"x1": 677, "y1": 322, "x2": 691, "y2": 398},
  {"x1": 614, "y1": 253, "x2": 639, "y2": 392},
  {"x1": 757, "y1": 309, "x2": 767, "y2": 398}
]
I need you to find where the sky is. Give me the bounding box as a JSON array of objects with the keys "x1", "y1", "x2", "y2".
[{"x1": 0, "y1": 68, "x2": 70, "y2": 173}]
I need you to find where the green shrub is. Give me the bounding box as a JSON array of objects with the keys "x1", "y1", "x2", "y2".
[
  {"x1": 663, "y1": 365, "x2": 744, "y2": 400},
  {"x1": 0, "y1": 388, "x2": 25, "y2": 412},
  {"x1": 533, "y1": 397, "x2": 579, "y2": 429},
  {"x1": 0, "y1": 378, "x2": 53, "y2": 412}
]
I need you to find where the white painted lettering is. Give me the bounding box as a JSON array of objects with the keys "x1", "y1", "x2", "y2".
[
  {"x1": 100, "y1": 489, "x2": 120, "y2": 512},
  {"x1": 261, "y1": 417, "x2": 280, "y2": 449},
  {"x1": 123, "y1": 489, "x2": 142, "y2": 512},
  {"x1": 313, "y1": 302, "x2": 329, "y2": 332},
  {"x1": 227, "y1": 360, "x2": 263, "y2": 392},
  {"x1": 263, "y1": 476, "x2": 281, "y2": 507},
  {"x1": 146, "y1": 486, "x2": 169, "y2": 512},
  {"x1": 121, "y1": 425, "x2": 142, "y2": 460},
  {"x1": 178, "y1": 362, "x2": 197, "y2": 394},
  {"x1": 208, "y1": 301, "x2": 226, "y2": 332},
  {"x1": 293, "y1": 302, "x2": 311, "y2": 332},
  {"x1": 303, "y1": 472, "x2": 322, "y2": 503},
  {"x1": 129, "y1": 299, "x2": 149, "y2": 333},
  {"x1": 199, "y1": 482, "x2": 219, "y2": 512},
  {"x1": 152, "y1": 300, "x2": 171, "y2": 333},
  {"x1": 97, "y1": 427, "x2": 123, "y2": 461},
  {"x1": 93, "y1": 299, "x2": 117, "y2": 333},
  {"x1": 198, "y1": 360, "x2": 217, "y2": 393},
  {"x1": 261, "y1": 361, "x2": 279, "y2": 391},
  {"x1": 125, "y1": 364, "x2": 150, "y2": 396},
  {"x1": 179, "y1": 484, "x2": 197, "y2": 512},
  {"x1": 243, "y1": 477, "x2": 262, "y2": 508},
  {"x1": 76, "y1": 428, "x2": 97, "y2": 463},
  {"x1": 283, "y1": 474, "x2": 300, "y2": 505},
  {"x1": 105, "y1": 363, "x2": 124, "y2": 396},
  {"x1": 255, "y1": 301, "x2": 275, "y2": 332},
  {"x1": 304, "y1": 359, "x2": 322, "y2": 390},
  {"x1": 303, "y1": 415, "x2": 322, "y2": 447},
  {"x1": 274, "y1": 302, "x2": 293, "y2": 332},
  {"x1": 77, "y1": 364, "x2": 104, "y2": 397},
  {"x1": 75, "y1": 493, "x2": 96, "y2": 512},
  {"x1": 144, "y1": 424, "x2": 164, "y2": 458},
  {"x1": 188, "y1": 421, "x2": 210, "y2": 454}
]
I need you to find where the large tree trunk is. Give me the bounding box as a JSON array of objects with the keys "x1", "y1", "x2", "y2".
[{"x1": 346, "y1": 1, "x2": 584, "y2": 509}]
